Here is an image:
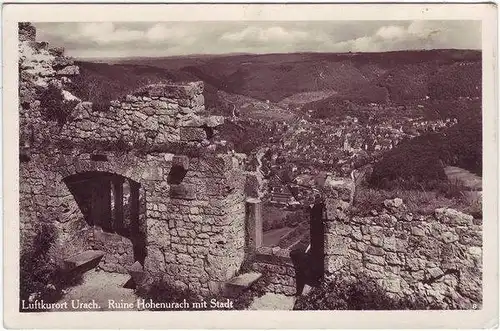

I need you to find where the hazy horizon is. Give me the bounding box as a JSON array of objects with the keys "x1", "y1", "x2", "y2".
[
  {"x1": 33, "y1": 21, "x2": 481, "y2": 59},
  {"x1": 71, "y1": 48, "x2": 481, "y2": 61}
]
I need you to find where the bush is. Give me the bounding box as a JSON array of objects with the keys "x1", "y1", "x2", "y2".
[
  {"x1": 38, "y1": 83, "x2": 79, "y2": 125},
  {"x1": 135, "y1": 278, "x2": 261, "y2": 311},
  {"x1": 91, "y1": 101, "x2": 111, "y2": 112},
  {"x1": 353, "y1": 183, "x2": 479, "y2": 216},
  {"x1": 20, "y1": 222, "x2": 81, "y2": 311},
  {"x1": 369, "y1": 133, "x2": 447, "y2": 189},
  {"x1": 294, "y1": 274, "x2": 439, "y2": 310}
]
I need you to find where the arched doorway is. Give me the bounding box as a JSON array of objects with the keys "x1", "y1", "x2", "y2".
[{"x1": 63, "y1": 171, "x2": 146, "y2": 266}]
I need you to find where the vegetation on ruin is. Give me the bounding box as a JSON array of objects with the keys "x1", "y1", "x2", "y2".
[
  {"x1": 38, "y1": 83, "x2": 79, "y2": 125},
  {"x1": 293, "y1": 273, "x2": 441, "y2": 310},
  {"x1": 20, "y1": 222, "x2": 82, "y2": 311},
  {"x1": 353, "y1": 182, "x2": 482, "y2": 218}
]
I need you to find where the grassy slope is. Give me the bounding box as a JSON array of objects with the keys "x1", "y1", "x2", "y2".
[{"x1": 113, "y1": 50, "x2": 481, "y2": 104}]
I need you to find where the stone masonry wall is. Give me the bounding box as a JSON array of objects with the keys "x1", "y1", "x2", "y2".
[
  {"x1": 59, "y1": 82, "x2": 223, "y2": 147},
  {"x1": 19, "y1": 23, "x2": 249, "y2": 296},
  {"x1": 252, "y1": 247, "x2": 296, "y2": 296},
  {"x1": 323, "y1": 179, "x2": 482, "y2": 309}
]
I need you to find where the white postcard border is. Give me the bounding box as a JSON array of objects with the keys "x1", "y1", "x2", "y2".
[{"x1": 2, "y1": 3, "x2": 498, "y2": 329}]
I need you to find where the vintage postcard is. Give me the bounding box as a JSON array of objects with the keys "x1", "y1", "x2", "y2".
[{"x1": 2, "y1": 2, "x2": 498, "y2": 329}]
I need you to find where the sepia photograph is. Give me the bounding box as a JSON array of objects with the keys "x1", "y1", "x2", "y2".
[{"x1": 3, "y1": 3, "x2": 498, "y2": 329}]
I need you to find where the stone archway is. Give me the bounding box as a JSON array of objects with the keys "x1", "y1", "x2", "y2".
[{"x1": 63, "y1": 171, "x2": 147, "y2": 271}]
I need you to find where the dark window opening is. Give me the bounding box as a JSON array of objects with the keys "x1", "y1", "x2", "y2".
[
  {"x1": 203, "y1": 126, "x2": 215, "y2": 140},
  {"x1": 20, "y1": 153, "x2": 31, "y2": 163},
  {"x1": 63, "y1": 171, "x2": 146, "y2": 264},
  {"x1": 167, "y1": 165, "x2": 187, "y2": 184}
]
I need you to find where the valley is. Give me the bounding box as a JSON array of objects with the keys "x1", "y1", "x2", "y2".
[{"x1": 69, "y1": 49, "x2": 482, "y2": 250}]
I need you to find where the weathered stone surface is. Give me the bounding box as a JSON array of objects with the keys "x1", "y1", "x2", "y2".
[
  {"x1": 316, "y1": 194, "x2": 481, "y2": 309},
  {"x1": 384, "y1": 198, "x2": 403, "y2": 209},
  {"x1": 364, "y1": 253, "x2": 386, "y2": 265},
  {"x1": 180, "y1": 127, "x2": 207, "y2": 141},
  {"x1": 172, "y1": 155, "x2": 189, "y2": 170},
  {"x1": 19, "y1": 23, "x2": 36, "y2": 42},
  {"x1": 322, "y1": 176, "x2": 355, "y2": 203},
  {"x1": 326, "y1": 256, "x2": 346, "y2": 273},
  {"x1": 169, "y1": 184, "x2": 197, "y2": 200},
  {"x1": 57, "y1": 65, "x2": 79, "y2": 76},
  {"x1": 205, "y1": 116, "x2": 224, "y2": 128},
  {"x1": 426, "y1": 267, "x2": 444, "y2": 280},
  {"x1": 435, "y1": 208, "x2": 474, "y2": 226}
]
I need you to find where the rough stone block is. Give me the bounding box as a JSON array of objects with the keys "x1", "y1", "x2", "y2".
[
  {"x1": 325, "y1": 234, "x2": 350, "y2": 255},
  {"x1": 127, "y1": 261, "x2": 147, "y2": 286},
  {"x1": 225, "y1": 272, "x2": 262, "y2": 298},
  {"x1": 169, "y1": 184, "x2": 196, "y2": 200},
  {"x1": 180, "y1": 127, "x2": 207, "y2": 141},
  {"x1": 386, "y1": 252, "x2": 404, "y2": 265},
  {"x1": 324, "y1": 198, "x2": 350, "y2": 221},
  {"x1": 366, "y1": 245, "x2": 385, "y2": 256},
  {"x1": 326, "y1": 255, "x2": 346, "y2": 273},
  {"x1": 442, "y1": 231, "x2": 459, "y2": 243},
  {"x1": 383, "y1": 236, "x2": 397, "y2": 252},
  {"x1": 63, "y1": 250, "x2": 104, "y2": 272},
  {"x1": 365, "y1": 262, "x2": 385, "y2": 273},
  {"x1": 411, "y1": 226, "x2": 425, "y2": 236},
  {"x1": 435, "y1": 208, "x2": 474, "y2": 226},
  {"x1": 205, "y1": 116, "x2": 224, "y2": 127},
  {"x1": 364, "y1": 253, "x2": 386, "y2": 266},
  {"x1": 322, "y1": 176, "x2": 355, "y2": 203},
  {"x1": 384, "y1": 278, "x2": 401, "y2": 293},
  {"x1": 56, "y1": 65, "x2": 79, "y2": 76},
  {"x1": 426, "y1": 267, "x2": 444, "y2": 280},
  {"x1": 191, "y1": 93, "x2": 205, "y2": 108}
]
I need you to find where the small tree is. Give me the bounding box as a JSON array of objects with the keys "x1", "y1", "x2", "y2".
[{"x1": 39, "y1": 83, "x2": 78, "y2": 125}]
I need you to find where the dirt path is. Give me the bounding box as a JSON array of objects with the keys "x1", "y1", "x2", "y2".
[
  {"x1": 247, "y1": 292, "x2": 296, "y2": 310},
  {"x1": 54, "y1": 269, "x2": 298, "y2": 311},
  {"x1": 53, "y1": 270, "x2": 138, "y2": 311},
  {"x1": 444, "y1": 166, "x2": 482, "y2": 191}
]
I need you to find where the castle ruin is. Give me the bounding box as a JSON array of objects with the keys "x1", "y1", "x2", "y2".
[{"x1": 18, "y1": 22, "x2": 482, "y2": 308}]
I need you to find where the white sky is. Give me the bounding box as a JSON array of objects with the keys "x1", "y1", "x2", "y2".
[{"x1": 33, "y1": 21, "x2": 481, "y2": 59}]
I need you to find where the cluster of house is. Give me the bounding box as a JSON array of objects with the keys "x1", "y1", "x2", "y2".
[{"x1": 255, "y1": 108, "x2": 457, "y2": 207}]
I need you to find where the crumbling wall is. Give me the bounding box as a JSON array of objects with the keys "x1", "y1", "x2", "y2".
[
  {"x1": 251, "y1": 247, "x2": 296, "y2": 296},
  {"x1": 19, "y1": 22, "x2": 249, "y2": 295},
  {"x1": 60, "y1": 82, "x2": 223, "y2": 147},
  {"x1": 323, "y1": 178, "x2": 482, "y2": 309},
  {"x1": 143, "y1": 152, "x2": 247, "y2": 295},
  {"x1": 19, "y1": 23, "x2": 81, "y2": 151}
]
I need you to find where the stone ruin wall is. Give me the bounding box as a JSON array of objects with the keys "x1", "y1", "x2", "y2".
[
  {"x1": 19, "y1": 23, "x2": 81, "y2": 150},
  {"x1": 19, "y1": 23, "x2": 249, "y2": 295},
  {"x1": 323, "y1": 178, "x2": 482, "y2": 309},
  {"x1": 59, "y1": 81, "x2": 223, "y2": 147},
  {"x1": 252, "y1": 247, "x2": 296, "y2": 296}
]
